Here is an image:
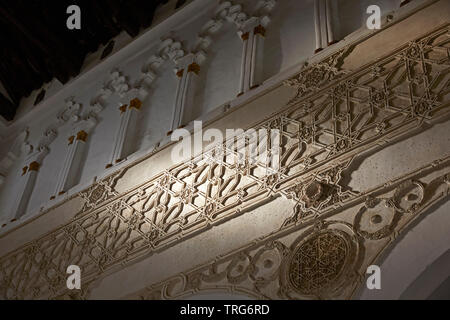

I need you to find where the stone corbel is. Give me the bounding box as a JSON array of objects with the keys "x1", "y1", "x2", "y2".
[
  {"x1": 57, "y1": 98, "x2": 82, "y2": 125},
  {"x1": 158, "y1": 38, "x2": 185, "y2": 61},
  {"x1": 98, "y1": 70, "x2": 131, "y2": 102},
  {"x1": 141, "y1": 38, "x2": 186, "y2": 89}
]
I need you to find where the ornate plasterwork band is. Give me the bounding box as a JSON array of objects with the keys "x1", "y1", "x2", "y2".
[
  {"x1": 0, "y1": 25, "x2": 449, "y2": 300},
  {"x1": 127, "y1": 159, "x2": 450, "y2": 300}
]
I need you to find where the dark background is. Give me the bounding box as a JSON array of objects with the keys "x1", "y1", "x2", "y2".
[{"x1": 0, "y1": 0, "x2": 172, "y2": 121}]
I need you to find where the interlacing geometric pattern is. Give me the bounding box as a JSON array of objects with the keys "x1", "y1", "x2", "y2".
[
  {"x1": 288, "y1": 231, "x2": 349, "y2": 295},
  {"x1": 0, "y1": 25, "x2": 449, "y2": 299}
]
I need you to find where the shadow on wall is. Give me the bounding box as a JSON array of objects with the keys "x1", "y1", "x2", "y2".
[
  {"x1": 262, "y1": 0, "x2": 315, "y2": 82},
  {"x1": 428, "y1": 273, "x2": 450, "y2": 300},
  {"x1": 262, "y1": 15, "x2": 283, "y2": 82},
  {"x1": 191, "y1": 23, "x2": 243, "y2": 123},
  {"x1": 401, "y1": 249, "x2": 450, "y2": 300},
  {"x1": 135, "y1": 59, "x2": 178, "y2": 150},
  {"x1": 190, "y1": 50, "x2": 213, "y2": 123},
  {"x1": 338, "y1": 0, "x2": 403, "y2": 39},
  {"x1": 338, "y1": 0, "x2": 364, "y2": 39}
]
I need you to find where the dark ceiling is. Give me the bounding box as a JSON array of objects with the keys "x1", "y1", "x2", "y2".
[{"x1": 0, "y1": 0, "x2": 169, "y2": 121}]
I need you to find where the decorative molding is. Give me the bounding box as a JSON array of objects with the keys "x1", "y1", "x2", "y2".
[
  {"x1": 56, "y1": 98, "x2": 82, "y2": 125},
  {"x1": 176, "y1": 69, "x2": 184, "y2": 78},
  {"x1": 100, "y1": 70, "x2": 131, "y2": 99},
  {"x1": 51, "y1": 100, "x2": 99, "y2": 200},
  {"x1": 119, "y1": 105, "x2": 128, "y2": 114},
  {"x1": 237, "y1": 16, "x2": 271, "y2": 94}
]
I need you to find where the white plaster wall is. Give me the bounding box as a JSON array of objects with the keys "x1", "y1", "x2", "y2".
[
  {"x1": 27, "y1": 123, "x2": 72, "y2": 213},
  {"x1": 136, "y1": 61, "x2": 179, "y2": 150},
  {"x1": 191, "y1": 22, "x2": 243, "y2": 122},
  {"x1": 357, "y1": 200, "x2": 450, "y2": 300},
  {"x1": 338, "y1": 0, "x2": 402, "y2": 39},
  {"x1": 348, "y1": 119, "x2": 450, "y2": 192},
  {"x1": 0, "y1": 156, "x2": 27, "y2": 221},
  {"x1": 263, "y1": 0, "x2": 316, "y2": 81},
  {"x1": 78, "y1": 94, "x2": 122, "y2": 183}
]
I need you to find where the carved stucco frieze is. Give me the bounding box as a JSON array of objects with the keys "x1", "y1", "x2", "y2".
[{"x1": 0, "y1": 25, "x2": 449, "y2": 300}]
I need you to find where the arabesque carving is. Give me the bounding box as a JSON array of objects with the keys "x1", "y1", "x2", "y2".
[
  {"x1": 0, "y1": 25, "x2": 449, "y2": 300},
  {"x1": 128, "y1": 159, "x2": 450, "y2": 300}
]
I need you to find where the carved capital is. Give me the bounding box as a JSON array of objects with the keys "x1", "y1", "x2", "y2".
[
  {"x1": 241, "y1": 32, "x2": 249, "y2": 41},
  {"x1": 76, "y1": 130, "x2": 88, "y2": 142},
  {"x1": 129, "y1": 98, "x2": 142, "y2": 111},
  {"x1": 28, "y1": 161, "x2": 40, "y2": 172},
  {"x1": 119, "y1": 105, "x2": 128, "y2": 114},
  {"x1": 188, "y1": 62, "x2": 201, "y2": 75},
  {"x1": 176, "y1": 69, "x2": 184, "y2": 78},
  {"x1": 254, "y1": 25, "x2": 266, "y2": 37}
]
